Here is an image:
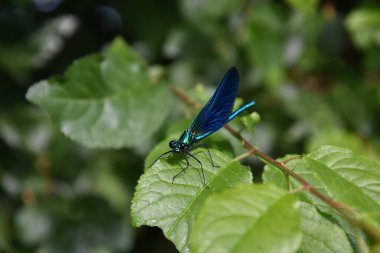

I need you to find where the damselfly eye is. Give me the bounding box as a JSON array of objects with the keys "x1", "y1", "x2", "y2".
[{"x1": 169, "y1": 140, "x2": 176, "y2": 149}]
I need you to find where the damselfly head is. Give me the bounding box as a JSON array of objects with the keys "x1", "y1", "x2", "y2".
[{"x1": 169, "y1": 140, "x2": 180, "y2": 153}]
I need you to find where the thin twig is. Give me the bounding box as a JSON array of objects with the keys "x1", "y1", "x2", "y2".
[
  {"x1": 233, "y1": 150, "x2": 254, "y2": 161},
  {"x1": 170, "y1": 85, "x2": 380, "y2": 242},
  {"x1": 170, "y1": 86, "x2": 202, "y2": 109},
  {"x1": 281, "y1": 155, "x2": 303, "y2": 165}
]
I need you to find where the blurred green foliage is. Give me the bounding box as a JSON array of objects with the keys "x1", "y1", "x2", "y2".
[{"x1": 0, "y1": 0, "x2": 380, "y2": 252}]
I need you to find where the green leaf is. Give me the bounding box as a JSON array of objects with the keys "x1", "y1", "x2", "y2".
[
  {"x1": 190, "y1": 184, "x2": 301, "y2": 253},
  {"x1": 264, "y1": 145, "x2": 380, "y2": 231},
  {"x1": 298, "y1": 202, "x2": 353, "y2": 253},
  {"x1": 307, "y1": 129, "x2": 380, "y2": 164},
  {"x1": 305, "y1": 147, "x2": 380, "y2": 216},
  {"x1": 346, "y1": 7, "x2": 380, "y2": 49},
  {"x1": 131, "y1": 149, "x2": 252, "y2": 253},
  {"x1": 26, "y1": 37, "x2": 172, "y2": 148},
  {"x1": 101, "y1": 37, "x2": 148, "y2": 90}
]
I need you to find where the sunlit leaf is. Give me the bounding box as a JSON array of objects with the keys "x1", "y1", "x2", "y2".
[
  {"x1": 190, "y1": 184, "x2": 301, "y2": 253},
  {"x1": 264, "y1": 145, "x2": 380, "y2": 232},
  {"x1": 131, "y1": 149, "x2": 252, "y2": 253},
  {"x1": 346, "y1": 7, "x2": 380, "y2": 49},
  {"x1": 298, "y1": 202, "x2": 353, "y2": 253},
  {"x1": 307, "y1": 129, "x2": 380, "y2": 163},
  {"x1": 26, "y1": 37, "x2": 172, "y2": 148}
]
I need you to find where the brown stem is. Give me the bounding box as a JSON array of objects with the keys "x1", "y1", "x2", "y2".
[{"x1": 170, "y1": 85, "x2": 380, "y2": 242}]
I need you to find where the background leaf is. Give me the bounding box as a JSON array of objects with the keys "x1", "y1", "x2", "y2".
[
  {"x1": 26, "y1": 38, "x2": 172, "y2": 148},
  {"x1": 131, "y1": 149, "x2": 252, "y2": 253},
  {"x1": 190, "y1": 184, "x2": 301, "y2": 253},
  {"x1": 345, "y1": 6, "x2": 380, "y2": 49}
]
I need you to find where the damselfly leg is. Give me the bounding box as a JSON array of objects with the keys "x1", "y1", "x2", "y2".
[
  {"x1": 191, "y1": 143, "x2": 219, "y2": 168},
  {"x1": 172, "y1": 152, "x2": 206, "y2": 185}
]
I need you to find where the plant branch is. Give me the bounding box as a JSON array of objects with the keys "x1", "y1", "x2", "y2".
[{"x1": 170, "y1": 85, "x2": 380, "y2": 242}]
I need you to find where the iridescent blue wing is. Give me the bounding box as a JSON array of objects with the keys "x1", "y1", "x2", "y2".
[
  {"x1": 195, "y1": 100, "x2": 256, "y2": 141},
  {"x1": 189, "y1": 67, "x2": 239, "y2": 140}
]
